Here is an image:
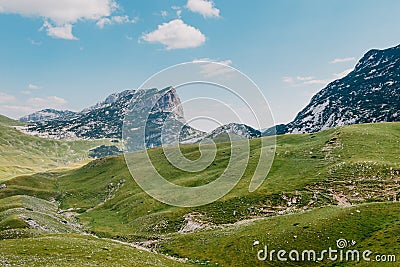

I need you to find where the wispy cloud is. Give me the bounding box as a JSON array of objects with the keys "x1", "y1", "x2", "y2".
[
  {"x1": 186, "y1": 0, "x2": 220, "y2": 18},
  {"x1": 40, "y1": 22, "x2": 78, "y2": 40},
  {"x1": 161, "y1": 10, "x2": 168, "y2": 18},
  {"x1": 296, "y1": 76, "x2": 314, "y2": 82},
  {"x1": 330, "y1": 57, "x2": 356, "y2": 64},
  {"x1": 27, "y1": 96, "x2": 67, "y2": 107},
  {"x1": 283, "y1": 68, "x2": 354, "y2": 87},
  {"x1": 96, "y1": 15, "x2": 138, "y2": 29},
  {"x1": 140, "y1": 19, "x2": 206, "y2": 50},
  {"x1": 283, "y1": 76, "x2": 330, "y2": 86},
  {"x1": 0, "y1": 92, "x2": 17, "y2": 103},
  {"x1": 28, "y1": 38, "x2": 42, "y2": 46},
  {"x1": 0, "y1": 93, "x2": 68, "y2": 118},
  {"x1": 282, "y1": 76, "x2": 294, "y2": 84},
  {"x1": 303, "y1": 79, "x2": 331, "y2": 85},
  {"x1": 193, "y1": 58, "x2": 234, "y2": 77},
  {"x1": 28, "y1": 84, "x2": 41, "y2": 90},
  {"x1": 333, "y1": 68, "x2": 353, "y2": 79}
]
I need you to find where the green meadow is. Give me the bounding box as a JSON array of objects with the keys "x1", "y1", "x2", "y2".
[{"x1": 1, "y1": 117, "x2": 399, "y2": 266}]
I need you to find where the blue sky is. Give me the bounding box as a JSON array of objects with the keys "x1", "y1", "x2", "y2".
[{"x1": 0, "y1": 0, "x2": 400, "y2": 127}]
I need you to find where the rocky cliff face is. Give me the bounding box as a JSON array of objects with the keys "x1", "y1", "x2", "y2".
[
  {"x1": 19, "y1": 87, "x2": 265, "y2": 147},
  {"x1": 207, "y1": 123, "x2": 261, "y2": 139},
  {"x1": 19, "y1": 109, "x2": 77, "y2": 123},
  {"x1": 19, "y1": 87, "x2": 186, "y2": 141},
  {"x1": 268, "y1": 44, "x2": 400, "y2": 135}
]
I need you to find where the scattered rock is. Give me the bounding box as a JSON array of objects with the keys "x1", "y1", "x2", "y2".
[{"x1": 179, "y1": 213, "x2": 213, "y2": 233}]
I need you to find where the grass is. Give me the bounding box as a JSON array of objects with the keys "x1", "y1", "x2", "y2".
[
  {"x1": 1, "y1": 122, "x2": 399, "y2": 266},
  {"x1": 0, "y1": 234, "x2": 194, "y2": 266},
  {"x1": 0, "y1": 114, "x2": 25, "y2": 126},
  {"x1": 0, "y1": 116, "x2": 111, "y2": 181},
  {"x1": 0, "y1": 195, "x2": 82, "y2": 239},
  {"x1": 157, "y1": 202, "x2": 400, "y2": 266}
]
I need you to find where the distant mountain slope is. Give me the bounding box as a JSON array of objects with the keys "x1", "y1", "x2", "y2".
[
  {"x1": 19, "y1": 87, "x2": 187, "y2": 141},
  {"x1": 19, "y1": 87, "x2": 260, "y2": 147},
  {"x1": 0, "y1": 115, "x2": 109, "y2": 181},
  {"x1": 207, "y1": 123, "x2": 261, "y2": 139},
  {"x1": 0, "y1": 114, "x2": 25, "y2": 126},
  {"x1": 264, "y1": 44, "x2": 400, "y2": 135},
  {"x1": 19, "y1": 109, "x2": 77, "y2": 123}
]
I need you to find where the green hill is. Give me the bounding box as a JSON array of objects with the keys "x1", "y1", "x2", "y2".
[
  {"x1": 0, "y1": 114, "x2": 25, "y2": 126},
  {"x1": 0, "y1": 115, "x2": 110, "y2": 181},
  {"x1": 0, "y1": 122, "x2": 399, "y2": 266},
  {"x1": 0, "y1": 234, "x2": 192, "y2": 266}
]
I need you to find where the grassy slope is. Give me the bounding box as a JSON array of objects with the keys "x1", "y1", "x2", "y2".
[
  {"x1": 57, "y1": 123, "x2": 399, "y2": 239},
  {"x1": 158, "y1": 202, "x2": 400, "y2": 266},
  {"x1": 0, "y1": 234, "x2": 192, "y2": 267},
  {"x1": 0, "y1": 114, "x2": 25, "y2": 126},
  {"x1": 0, "y1": 122, "x2": 399, "y2": 266},
  {"x1": 0, "y1": 116, "x2": 110, "y2": 181}
]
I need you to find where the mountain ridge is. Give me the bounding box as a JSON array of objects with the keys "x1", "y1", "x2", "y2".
[
  {"x1": 17, "y1": 88, "x2": 260, "y2": 146},
  {"x1": 264, "y1": 44, "x2": 400, "y2": 136}
]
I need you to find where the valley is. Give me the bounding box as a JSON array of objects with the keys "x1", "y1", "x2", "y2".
[{"x1": 1, "y1": 121, "x2": 399, "y2": 266}]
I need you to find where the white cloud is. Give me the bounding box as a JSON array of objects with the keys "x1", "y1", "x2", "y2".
[
  {"x1": 282, "y1": 76, "x2": 294, "y2": 84},
  {"x1": 186, "y1": 0, "x2": 220, "y2": 18},
  {"x1": 0, "y1": 0, "x2": 117, "y2": 24},
  {"x1": 333, "y1": 68, "x2": 353, "y2": 79},
  {"x1": 193, "y1": 58, "x2": 234, "y2": 77},
  {"x1": 96, "y1": 15, "x2": 138, "y2": 29},
  {"x1": 28, "y1": 84, "x2": 41, "y2": 90},
  {"x1": 0, "y1": 95, "x2": 68, "y2": 118},
  {"x1": 296, "y1": 76, "x2": 314, "y2": 82},
  {"x1": 0, "y1": 92, "x2": 16, "y2": 103},
  {"x1": 284, "y1": 68, "x2": 354, "y2": 87},
  {"x1": 28, "y1": 38, "x2": 41, "y2": 46},
  {"x1": 27, "y1": 96, "x2": 67, "y2": 108},
  {"x1": 330, "y1": 57, "x2": 356, "y2": 64},
  {"x1": 41, "y1": 22, "x2": 77, "y2": 40},
  {"x1": 169, "y1": 6, "x2": 182, "y2": 18},
  {"x1": 161, "y1": 10, "x2": 168, "y2": 18},
  {"x1": 0, "y1": 0, "x2": 121, "y2": 40},
  {"x1": 21, "y1": 90, "x2": 31, "y2": 95},
  {"x1": 0, "y1": 105, "x2": 37, "y2": 118},
  {"x1": 140, "y1": 19, "x2": 206, "y2": 50},
  {"x1": 303, "y1": 79, "x2": 331, "y2": 85}
]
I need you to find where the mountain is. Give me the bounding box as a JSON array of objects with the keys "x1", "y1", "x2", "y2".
[
  {"x1": 19, "y1": 88, "x2": 260, "y2": 147},
  {"x1": 207, "y1": 123, "x2": 261, "y2": 140},
  {"x1": 0, "y1": 115, "x2": 110, "y2": 181},
  {"x1": 19, "y1": 109, "x2": 77, "y2": 123},
  {"x1": 266, "y1": 44, "x2": 400, "y2": 135},
  {"x1": 18, "y1": 87, "x2": 189, "y2": 142},
  {"x1": 0, "y1": 114, "x2": 25, "y2": 126},
  {"x1": 180, "y1": 123, "x2": 261, "y2": 144}
]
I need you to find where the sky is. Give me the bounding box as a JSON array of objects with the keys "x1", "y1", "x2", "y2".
[{"x1": 0, "y1": 0, "x2": 400, "y2": 129}]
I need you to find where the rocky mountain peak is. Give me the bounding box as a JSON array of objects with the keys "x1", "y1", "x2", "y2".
[
  {"x1": 280, "y1": 44, "x2": 400, "y2": 134},
  {"x1": 18, "y1": 87, "x2": 186, "y2": 140}
]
